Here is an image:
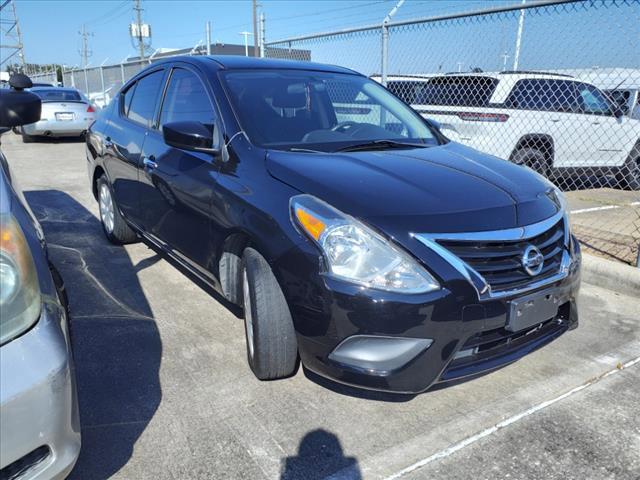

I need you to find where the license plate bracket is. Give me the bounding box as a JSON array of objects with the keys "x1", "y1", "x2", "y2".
[
  {"x1": 507, "y1": 289, "x2": 559, "y2": 332},
  {"x1": 55, "y1": 112, "x2": 74, "y2": 121}
]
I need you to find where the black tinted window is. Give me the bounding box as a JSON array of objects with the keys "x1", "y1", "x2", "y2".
[
  {"x1": 386, "y1": 81, "x2": 430, "y2": 104},
  {"x1": 127, "y1": 70, "x2": 165, "y2": 127},
  {"x1": 33, "y1": 89, "x2": 82, "y2": 102},
  {"x1": 506, "y1": 79, "x2": 580, "y2": 113},
  {"x1": 421, "y1": 76, "x2": 499, "y2": 107},
  {"x1": 160, "y1": 68, "x2": 216, "y2": 128}
]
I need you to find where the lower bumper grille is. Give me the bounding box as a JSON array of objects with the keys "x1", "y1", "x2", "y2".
[
  {"x1": 0, "y1": 446, "x2": 50, "y2": 480},
  {"x1": 440, "y1": 302, "x2": 571, "y2": 382}
]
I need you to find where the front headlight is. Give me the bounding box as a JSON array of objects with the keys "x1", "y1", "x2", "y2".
[
  {"x1": 0, "y1": 214, "x2": 41, "y2": 345},
  {"x1": 291, "y1": 195, "x2": 440, "y2": 294}
]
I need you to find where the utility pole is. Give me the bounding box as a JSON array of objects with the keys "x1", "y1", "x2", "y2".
[
  {"x1": 133, "y1": 0, "x2": 145, "y2": 60},
  {"x1": 78, "y1": 24, "x2": 93, "y2": 68},
  {"x1": 0, "y1": 0, "x2": 27, "y2": 70},
  {"x1": 252, "y1": 0, "x2": 259, "y2": 57},
  {"x1": 501, "y1": 51, "x2": 510, "y2": 71},
  {"x1": 206, "y1": 21, "x2": 212, "y2": 55}
]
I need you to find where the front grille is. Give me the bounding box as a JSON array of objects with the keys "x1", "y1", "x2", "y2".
[
  {"x1": 440, "y1": 302, "x2": 571, "y2": 382},
  {"x1": 438, "y1": 219, "x2": 566, "y2": 292},
  {"x1": 0, "y1": 446, "x2": 50, "y2": 480}
]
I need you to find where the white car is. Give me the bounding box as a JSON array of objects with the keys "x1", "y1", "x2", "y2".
[{"x1": 382, "y1": 72, "x2": 640, "y2": 189}]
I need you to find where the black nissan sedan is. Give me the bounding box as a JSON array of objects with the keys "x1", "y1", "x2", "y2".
[{"x1": 86, "y1": 56, "x2": 581, "y2": 394}]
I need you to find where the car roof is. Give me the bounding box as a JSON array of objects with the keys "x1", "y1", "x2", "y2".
[{"x1": 152, "y1": 55, "x2": 360, "y2": 75}]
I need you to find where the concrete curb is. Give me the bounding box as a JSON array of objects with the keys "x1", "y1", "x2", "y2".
[{"x1": 581, "y1": 253, "x2": 640, "y2": 298}]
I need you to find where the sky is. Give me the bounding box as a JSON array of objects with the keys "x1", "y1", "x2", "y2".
[{"x1": 4, "y1": 0, "x2": 640, "y2": 75}]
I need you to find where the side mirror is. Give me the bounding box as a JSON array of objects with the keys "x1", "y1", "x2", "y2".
[
  {"x1": 0, "y1": 75, "x2": 42, "y2": 128},
  {"x1": 9, "y1": 73, "x2": 32, "y2": 91},
  {"x1": 162, "y1": 121, "x2": 218, "y2": 154},
  {"x1": 613, "y1": 106, "x2": 626, "y2": 118}
]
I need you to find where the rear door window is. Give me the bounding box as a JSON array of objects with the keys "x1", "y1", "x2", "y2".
[
  {"x1": 126, "y1": 70, "x2": 165, "y2": 127},
  {"x1": 421, "y1": 76, "x2": 499, "y2": 107},
  {"x1": 574, "y1": 82, "x2": 614, "y2": 115},
  {"x1": 506, "y1": 79, "x2": 580, "y2": 113},
  {"x1": 386, "y1": 81, "x2": 429, "y2": 104}
]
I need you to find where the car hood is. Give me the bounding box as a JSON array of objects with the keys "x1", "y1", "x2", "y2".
[{"x1": 266, "y1": 141, "x2": 560, "y2": 237}]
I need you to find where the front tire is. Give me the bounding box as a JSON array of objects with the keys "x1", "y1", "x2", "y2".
[
  {"x1": 242, "y1": 247, "x2": 298, "y2": 380},
  {"x1": 619, "y1": 157, "x2": 640, "y2": 190},
  {"x1": 97, "y1": 175, "x2": 138, "y2": 244},
  {"x1": 511, "y1": 147, "x2": 549, "y2": 178},
  {"x1": 21, "y1": 131, "x2": 34, "y2": 143}
]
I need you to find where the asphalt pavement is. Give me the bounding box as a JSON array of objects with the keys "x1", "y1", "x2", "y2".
[{"x1": 2, "y1": 132, "x2": 639, "y2": 480}]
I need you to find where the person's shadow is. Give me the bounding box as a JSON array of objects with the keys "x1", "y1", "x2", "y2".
[
  {"x1": 24, "y1": 190, "x2": 162, "y2": 480},
  {"x1": 280, "y1": 429, "x2": 362, "y2": 480}
]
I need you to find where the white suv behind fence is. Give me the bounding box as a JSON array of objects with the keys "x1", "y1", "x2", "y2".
[{"x1": 380, "y1": 72, "x2": 640, "y2": 190}]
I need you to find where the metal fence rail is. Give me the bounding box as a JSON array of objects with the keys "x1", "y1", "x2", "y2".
[{"x1": 265, "y1": 0, "x2": 640, "y2": 265}]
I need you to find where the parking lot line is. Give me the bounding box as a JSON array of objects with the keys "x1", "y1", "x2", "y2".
[
  {"x1": 571, "y1": 201, "x2": 640, "y2": 215},
  {"x1": 383, "y1": 355, "x2": 640, "y2": 480}
]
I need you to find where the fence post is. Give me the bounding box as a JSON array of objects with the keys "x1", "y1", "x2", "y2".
[
  {"x1": 260, "y1": 13, "x2": 265, "y2": 58},
  {"x1": 381, "y1": 0, "x2": 404, "y2": 87},
  {"x1": 120, "y1": 63, "x2": 125, "y2": 84},
  {"x1": 381, "y1": 23, "x2": 389, "y2": 87},
  {"x1": 84, "y1": 67, "x2": 89, "y2": 95},
  {"x1": 100, "y1": 66, "x2": 105, "y2": 97}
]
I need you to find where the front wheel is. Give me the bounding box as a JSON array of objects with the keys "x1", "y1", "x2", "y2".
[
  {"x1": 242, "y1": 247, "x2": 298, "y2": 380},
  {"x1": 618, "y1": 157, "x2": 640, "y2": 190},
  {"x1": 97, "y1": 176, "x2": 138, "y2": 244},
  {"x1": 511, "y1": 147, "x2": 549, "y2": 178},
  {"x1": 21, "y1": 131, "x2": 34, "y2": 143}
]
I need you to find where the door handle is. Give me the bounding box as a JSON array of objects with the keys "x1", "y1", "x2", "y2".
[{"x1": 142, "y1": 156, "x2": 158, "y2": 170}]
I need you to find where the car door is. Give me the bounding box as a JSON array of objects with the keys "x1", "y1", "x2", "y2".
[
  {"x1": 103, "y1": 68, "x2": 166, "y2": 224},
  {"x1": 571, "y1": 82, "x2": 636, "y2": 168},
  {"x1": 137, "y1": 65, "x2": 222, "y2": 275}
]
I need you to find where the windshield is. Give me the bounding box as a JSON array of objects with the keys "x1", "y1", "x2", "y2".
[
  {"x1": 220, "y1": 69, "x2": 438, "y2": 152},
  {"x1": 32, "y1": 89, "x2": 82, "y2": 103}
]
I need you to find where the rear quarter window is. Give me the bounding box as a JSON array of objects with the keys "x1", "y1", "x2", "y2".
[{"x1": 420, "y1": 76, "x2": 499, "y2": 107}]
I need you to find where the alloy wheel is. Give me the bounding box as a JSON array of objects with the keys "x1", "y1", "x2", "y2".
[{"x1": 99, "y1": 183, "x2": 115, "y2": 234}]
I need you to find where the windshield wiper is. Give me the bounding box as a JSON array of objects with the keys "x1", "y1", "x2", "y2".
[
  {"x1": 287, "y1": 147, "x2": 327, "y2": 153},
  {"x1": 334, "y1": 139, "x2": 429, "y2": 153}
]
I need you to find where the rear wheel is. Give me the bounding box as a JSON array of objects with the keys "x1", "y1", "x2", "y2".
[
  {"x1": 619, "y1": 157, "x2": 640, "y2": 190},
  {"x1": 97, "y1": 175, "x2": 138, "y2": 244},
  {"x1": 511, "y1": 147, "x2": 549, "y2": 178},
  {"x1": 241, "y1": 247, "x2": 298, "y2": 380}
]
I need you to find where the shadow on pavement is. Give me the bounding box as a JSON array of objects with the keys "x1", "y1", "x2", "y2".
[
  {"x1": 24, "y1": 190, "x2": 162, "y2": 480},
  {"x1": 280, "y1": 429, "x2": 362, "y2": 480}
]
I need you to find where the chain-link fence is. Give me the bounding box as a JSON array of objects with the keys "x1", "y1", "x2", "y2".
[{"x1": 265, "y1": 0, "x2": 640, "y2": 266}]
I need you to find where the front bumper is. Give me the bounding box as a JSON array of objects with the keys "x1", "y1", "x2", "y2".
[
  {"x1": 22, "y1": 117, "x2": 93, "y2": 137},
  {"x1": 275, "y1": 234, "x2": 581, "y2": 394},
  {"x1": 0, "y1": 300, "x2": 81, "y2": 479}
]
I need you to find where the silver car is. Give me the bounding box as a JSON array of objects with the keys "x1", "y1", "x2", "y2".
[
  {"x1": 19, "y1": 87, "x2": 96, "y2": 142},
  {"x1": 0, "y1": 76, "x2": 81, "y2": 479}
]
